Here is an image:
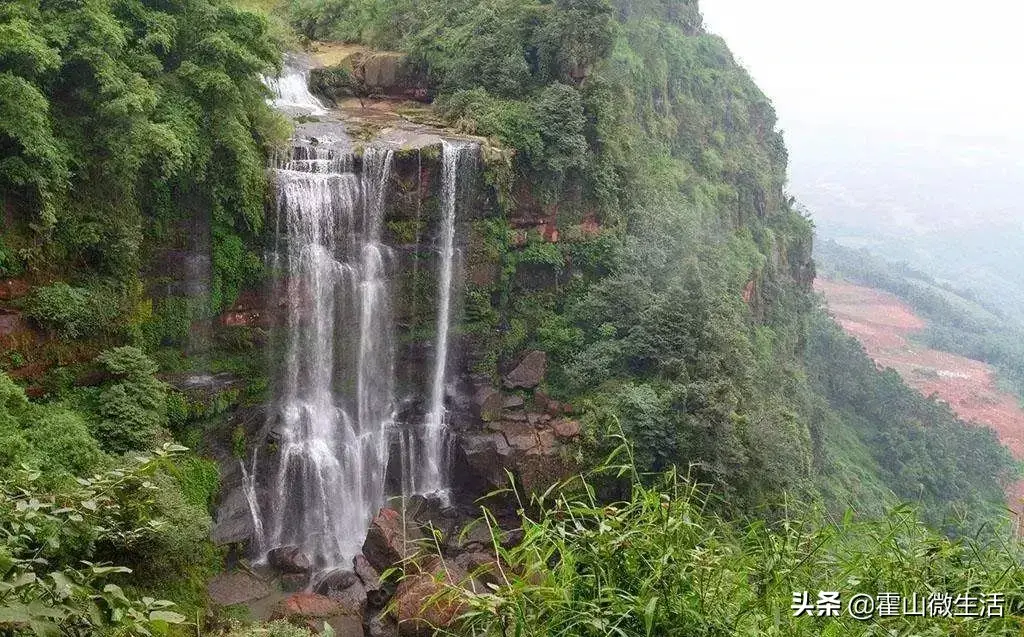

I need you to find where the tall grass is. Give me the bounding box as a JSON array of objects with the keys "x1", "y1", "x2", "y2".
[{"x1": 443, "y1": 446, "x2": 1023, "y2": 636}]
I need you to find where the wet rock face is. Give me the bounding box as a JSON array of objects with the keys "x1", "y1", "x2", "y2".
[
  {"x1": 268, "y1": 546, "x2": 313, "y2": 574},
  {"x1": 209, "y1": 404, "x2": 268, "y2": 550},
  {"x1": 459, "y1": 431, "x2": 513, "y2": 488},
  {"x1": 206, "y1": 571, "x2": 270, "y2": 606},
  {"x1": 315, "y1": 569, "x2": 367, "y2": 616},
  {"x1": 353, "y1": 554, "x2": 389, "y2": 608},
  {"x1": 280, "y1": 572, "x2": 310, "y2": 592},
  {"x1": 210, "y1": 484, "x2": 256, "y2": 547}
]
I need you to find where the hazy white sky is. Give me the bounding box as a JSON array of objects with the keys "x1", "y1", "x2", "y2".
[
  {"x1": 699, "y1": 0, "x2": 1024, "y2": 233},
  {"x1": 700, "y1": 0, "x2": 1024, "y2": 137}
]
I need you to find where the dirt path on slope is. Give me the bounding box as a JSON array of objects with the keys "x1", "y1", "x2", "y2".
[{"x1": 815, "y1": 278, "x2": 1024, "y2": 519}]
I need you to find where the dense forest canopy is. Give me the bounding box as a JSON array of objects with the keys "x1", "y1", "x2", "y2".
[
  {"x1": 0, "y1": 0, "x2": 286, "y2": 312},
  {"x1": 0, "y1": 0, "x2": 1021, "y2": 634}
]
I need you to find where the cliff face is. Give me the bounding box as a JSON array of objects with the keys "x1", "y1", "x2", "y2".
[{"x1": 0, "y1": 0, "x2": 819, "y2": 558}]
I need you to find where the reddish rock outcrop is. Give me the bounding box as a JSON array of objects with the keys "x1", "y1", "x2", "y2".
[
  {"x1": 552, "y1": 418, "x2": 581, "y2": 441},
  {"x1": 458, "y1": 412, "x2": 581, "y2": 495},
  {"x1": 392, "y1": 557, "x2": 467, "y2": 637},
  {"x1": 362, "y1": 508, "x2": 422, "y2": 571},
  {"x1": 270, "y1": 592, "x2": 344, "y2": 621},
  {"x1": 0, "y1": 279, "x2": 30, "y2": 301}
]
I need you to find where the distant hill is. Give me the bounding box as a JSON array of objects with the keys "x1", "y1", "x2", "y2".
[{"x1": 816, "y1": 238, "x2": 1024, "y2": 400}]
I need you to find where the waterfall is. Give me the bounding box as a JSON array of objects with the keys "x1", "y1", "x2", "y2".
[
  {"x1": 259, "y1": 142, "x2": 396, "y2": 571},
  {"x1": 251, "y1": 59, "x2": 480, "y2": 570},
  {"x1": 265, "y1": 57, "x2": 328, "y2": 115},
  {"x1": 406, "y1": 140, "x2": 476, "y2": 495},
  {"x1": 239, "y1": 456, "x2": 265, "y2": 554}
]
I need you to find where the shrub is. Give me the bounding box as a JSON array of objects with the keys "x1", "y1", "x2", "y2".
[
  {"x1": 22, "y1": 282, "x2": 122, "y2": 340},
  {"x1": 24, "y1": 409, "x2": 105, "y2": 477},
  {"x1": 109, "y1": 471, "x2": 218, "y2": 597},
  {"x1": 172, "y1": 455, "x2": 220, "y2": 510},
  {"x1": 92, "y1": 347, "x2": 168, "y2": 454},
  {"x1": 140, "y1": 295, "x2": 204, "y2": 349},
  {"x1": 0, "y1": 446, "x2": 191, "y2": 636},
  {"x1": 0, "y1": 372, "x2": 29, "y2": 427},
  {"x1": 450, "y1": 450, "x2": 1024, "y2": 636}
]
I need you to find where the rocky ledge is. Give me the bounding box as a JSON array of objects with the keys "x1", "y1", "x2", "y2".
[{"x1": 208, "y1": 490, "x2": 518, "y2": 636}]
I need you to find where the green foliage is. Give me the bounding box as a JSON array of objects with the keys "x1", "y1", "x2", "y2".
[
  {"x1": 211, "y1": 227, "x2": 266, "y2": 315},
  {"x1": 0, "y1": 445, "x2": 192, "y2": 636},
  {"x1": 0, "y1": 0, "x2": 285, "y2": 310},
  {"x1": 139, "y1": 296, "x2": 206, "y2": 350},
  {"x1": 21, "y1": 282, "x2": 125, "y2": 340},
  {"x1": 114, "y1": 471, "x2": 218, "y2": 602},
  {"x1": 804, "y1": 312, "x2": 1017, "y2": 528},
  {"x1": 516, "y1": 240, "x2": 565, "y2": 271},
  {"x1": 0, "y1": 235, "x2": 25, "y2": 278},
  {"x1": 170, "y1": 455, "x2": 221, "y2": 510},
  {"x1": 23, "y1": 411, "x2": 105, "y2": 478},
  {"x1": 0, "y1": 367, "x2": 219, "y2": 620},
  {"x1": 93, "y1": 347, "x2": 168, "y2": 454},
  {"x1": 439, "y1": 81, "x2": 593, "y2": 200},
  {"x1": 231, "y1": 425, "x2": 247, "y2": 459},
  {"x1": 0, "y1": 372, "x2": 108, "y2": 482},
  {"x1": 451, "y1": 454, "x2": 1023, "y2": 636}
]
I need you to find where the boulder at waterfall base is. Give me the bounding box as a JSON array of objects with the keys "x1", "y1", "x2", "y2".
[
  {"x1": 362, "y1": 508, "x2": 422, "y2": 571},
  {"x1": 268, "y1": 546, "x2": 313, "y2": 574},
  {"x1": 270, "y1": 592, "x2": 344, "y2": 620},
  {"x1": 393, "y1": 557, "x2": 467, "y2": 636}
]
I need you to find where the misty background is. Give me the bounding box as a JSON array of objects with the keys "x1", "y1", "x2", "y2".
[{"x1": 701, "y1": 0, "x2": 1024, "y2": 319}]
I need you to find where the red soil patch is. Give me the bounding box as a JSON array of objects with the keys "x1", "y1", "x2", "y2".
[{"x1": 815, "y1": 278, "x2": 1024, "y2": 519}]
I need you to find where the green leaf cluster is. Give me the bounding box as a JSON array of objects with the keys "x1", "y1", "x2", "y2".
[{"x1": 0, "y1": 446, "x2": 191, "y2": 636}]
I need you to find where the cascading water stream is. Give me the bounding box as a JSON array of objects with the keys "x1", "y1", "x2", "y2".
[
  {"x1": 261, "y1": 144, "x2": 396, "y2": 572},
  {"x1": 408, "y1": 141, "x2": 475, "y2": 495},
  {"x1": 265, "y1": 56, "x2": 328, "y2": 115},
  {"x1": 250, "y1": 60, "x2": 479, "y2": 572}
]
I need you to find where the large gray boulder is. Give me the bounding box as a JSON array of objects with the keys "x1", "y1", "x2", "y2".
[
  {"x1": 210, "y1": 485, "x2": 255, "y2": 546},
  {"x1": 268, "y1": 545, "x2": 313, "y2": 574},
  {"x1": 315, "y1": 569, "x2": 367, "y2": 616},
  {"x1": 502, "y1": 350, "x2": 547, "y2": 389}
]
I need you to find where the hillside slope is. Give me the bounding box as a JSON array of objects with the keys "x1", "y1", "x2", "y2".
[{"x1": 817, "y1": 277, "x2": 1024, "y2": 515}]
